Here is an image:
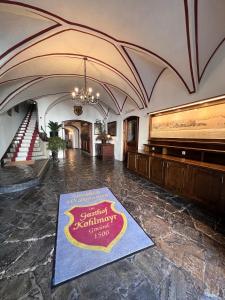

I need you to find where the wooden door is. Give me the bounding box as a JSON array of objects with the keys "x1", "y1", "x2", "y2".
[
  {"x1": 81, "y1": 122, "x2": 92, "y2": 154},
  {"x1": 149, "y1": 156, "x2": 165, "y2": 186},
  {"x1": 127, "y1": 152, "x2": 137, "y2": 171},
  {"x1": 136, "y1": 154, "x2": 150, "y2": 178},
  {"x1": 164, "y1": 161, "x2": 186, "y2": 194},
  {"x1": 123, "y1": 116, "x2": 139, "y2": 161},
  {"x1": 191, "y1": 167, "x2": 223, "y2": 210}
]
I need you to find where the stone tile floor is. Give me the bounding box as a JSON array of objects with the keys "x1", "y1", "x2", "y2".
[
  {"x1": 0, "y1": 150, "x2": 225, "y2": 300},
  {"x1": 0, "y1": 159, "x2": 48, "y2": 193}
]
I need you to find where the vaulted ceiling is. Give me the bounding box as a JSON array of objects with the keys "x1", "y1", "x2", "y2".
[{"x1": 0, "y1": 0, "x2": 225, "y2": 115}]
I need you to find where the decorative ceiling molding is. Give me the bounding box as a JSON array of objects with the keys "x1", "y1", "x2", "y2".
[
  {"x1": 45, "y1": 97, "x2": 106, "y2": 118},
  {"x1": 122, "y1": 44, "x2": 194, "y2": 94},
  {"x1": 195, "y1": 0, "x2": 225, "y2": 82},
  {"x1": 0, "y1": 52, "x2": 144, "y2": 107},
  {"x1": 123, "y1": 47, "x2": 166, "y2": 102},
  {"x1": 0, "y1": 76, "x2": 42, "y2": 108},
  {"x1": 121, "y1": 96, "x2": 128, "y2": 112},
  {"x1": 0, "y1": 24, "x2": 60, "y2": 61},
  {"x1": 122, "y1": 47, "x2": 149, "y2": 103},
  {"x1": 0, "y1": 0, "x2": 194, "y2": 95},
  {"x1": 183, "y1": 0, "x2": 196, "y2": 92},
  {"x1": 1, "y1": 74, "x2": 131, "y2": 114},
  {"x1": 104, "y1": 84, "x2": 141, "y2": 112},
  {"x1": 148, "y1": 68, "x2": 167, "y2": 103}
]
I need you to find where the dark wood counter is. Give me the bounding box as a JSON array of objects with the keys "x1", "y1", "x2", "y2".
[{"x1": 127, "y1": 151, "x2": 225, "y2": 215}]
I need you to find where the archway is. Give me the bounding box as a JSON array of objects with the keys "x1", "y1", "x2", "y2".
[{"x1": 64, "y1": 120, "x2": 93, "y2": 155}]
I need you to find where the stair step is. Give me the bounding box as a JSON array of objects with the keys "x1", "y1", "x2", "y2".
[
  {"x1": 10, "y1": 146, "x2": 17, "y2": 151},
  {"x1": 17, "y1": 152, "x2": 28, "y2": 157},
  {"x1": 31, "y1": 151, "x2": 43, "y2": 157},
  {"x1": 32, "y1": 155, "x2": 46, "y2": 160},
  {"x1": 24, "y1": 134, "x2": 34, "y2": 138},
  {"x1": 33, "y1": 147, "x2": 40, "y2": 151},
  {"x1": 3, "y1": 158, "x2": 12, "y2": 163},
  {"x1": 25, "y1": 130, "x2": 35, "y2": 133},
  {"x1": 4, "y1": 109, "x2": 39, "y2": 164},
  {"x1": 15, "y1": 157, "x2": 27, "y2": 161},
  {"x1": 19, "y1": 147, "x2": 30, "y2": 151}
]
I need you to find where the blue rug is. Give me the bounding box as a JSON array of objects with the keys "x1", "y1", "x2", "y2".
[{"x1": 52, "y1": 187, "x2": 154, "y2": 286}]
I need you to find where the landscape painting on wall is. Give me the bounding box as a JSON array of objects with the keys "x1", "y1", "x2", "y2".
[{"x1": 150, "y1": 101, "x2": 225, "y2": 139}]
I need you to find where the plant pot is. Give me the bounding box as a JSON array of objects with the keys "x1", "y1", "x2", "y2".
[
  {"x1": 50, "y1": 131, "x2": 59, "y2": 137},
  {"x1": 52, "y1": 150, "x2": 58, "y2": 161}
]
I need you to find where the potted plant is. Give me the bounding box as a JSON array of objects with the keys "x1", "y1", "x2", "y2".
[
  {"x1": 96, "y1": 132, "x2": 112, "y2": 144},
  {"x1": 47, "y1": 136, "x2": 66, "y2": 161},
  {"x1": 48, "y1": 121, "x2": 62, "y2": 137}
]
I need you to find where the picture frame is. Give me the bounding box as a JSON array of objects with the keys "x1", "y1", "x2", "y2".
[
  {"x1": 94, "y1": 122, "x2": 103, "y2": 135},
  {"x1": 150, "y1": 99, "x2": 225, "y2": 140},
  {"x1": 107, "y1": 121, "x2": 117, "y2": 136}
]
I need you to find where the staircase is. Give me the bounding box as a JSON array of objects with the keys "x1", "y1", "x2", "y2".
[{"x1": 4, "y1": 107, "x2": 46, "y2": 164}]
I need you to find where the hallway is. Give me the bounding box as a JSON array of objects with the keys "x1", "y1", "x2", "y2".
[{"x1": 0, "y1": 150, "x2": 225, "y2": 300}]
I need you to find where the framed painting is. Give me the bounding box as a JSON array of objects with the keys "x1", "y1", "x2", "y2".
[
  {"x1": 94, "y1": 122, "x2": 103, "y2": 135},
  {"x1": 107, "y1": 121, "x2": 117, "y2": 136},
  {"x1": 150, "y1": 99, "x2": 225, "y2": 140}
]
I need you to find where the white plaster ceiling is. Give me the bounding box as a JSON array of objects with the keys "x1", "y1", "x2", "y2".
[{"x1": 0, "y1": 0, "x2": 224, "y2": 114}]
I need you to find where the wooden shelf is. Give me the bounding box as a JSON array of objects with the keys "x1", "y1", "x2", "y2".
[
  {"x1": 144, "y1": 143, "x2": 225, "y2": 154},
  {"x1": 143, "y1": 138, "x2": 225, "y2": 166},
  {"x1": 127, "y1": 150, "x2": 225, "y2": 216}
]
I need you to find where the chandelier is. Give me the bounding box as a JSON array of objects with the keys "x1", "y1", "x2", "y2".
[{"x1": 71, "y1": 57, "x2": 100, "y2": 105}]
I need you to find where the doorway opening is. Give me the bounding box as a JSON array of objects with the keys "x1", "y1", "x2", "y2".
[{"x1": 64, "y1": 120, "x2": 93, "y2": 155}]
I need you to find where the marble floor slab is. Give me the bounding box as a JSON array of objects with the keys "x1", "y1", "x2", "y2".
[{"x1": 0, "y1": 149, "x2": 224, "y2": 300}]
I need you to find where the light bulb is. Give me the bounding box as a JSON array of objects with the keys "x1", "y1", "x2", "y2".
[
  {"x1": 88, "y1": 87, "x2": 93, "y2": 94},
  {"x1": 92, "y1": 95, "x2": 94, "y2": 100},
  {"x1": 80, "y1": 95, "x2": 84, "y2": 100},
  {"x1": 74, "y1": 87, "x2": 79, "y2": 93},
  {"x1": 72, "y1": 91, "x2": 76, "y2": 98},
  {"x1": 96, "y1": 92, "x2": 100, "y2": 98}
]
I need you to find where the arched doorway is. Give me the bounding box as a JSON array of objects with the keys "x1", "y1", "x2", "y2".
[
  {"x1": 123, "y1": 116, "x2": 139, "y2": 161},
  {"x1": 64, "y1": 126, "x2": 80, "y2": 149},
  {"x1": 64, "y1": 120, "x2": 93, "y2": 155}
]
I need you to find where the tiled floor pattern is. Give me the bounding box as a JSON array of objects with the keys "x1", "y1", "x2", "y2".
[{"x1": 0, "y1": 150, "x2": 224, "y2": 300}]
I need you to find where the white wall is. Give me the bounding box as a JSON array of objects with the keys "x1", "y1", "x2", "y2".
[
  {"x1": 0, "y1": 102, "x2": 28, "y2": 159},
  {"x1": 106, "y1": 114, "x2": 123, "y2": 161}
]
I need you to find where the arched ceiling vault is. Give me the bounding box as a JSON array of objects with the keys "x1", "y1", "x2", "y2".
[{"x1": 0, "y1": 0, "x2": 224, "y2": 114}]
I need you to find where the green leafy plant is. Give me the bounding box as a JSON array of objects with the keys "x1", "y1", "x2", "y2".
[
  {"x1": 96, "y1": 132, "x2": 112, "y2": 144},
  {"x1": 47, "y1": 136, "x2": 66, "y2": 151},
  {"x1": 47, "y1": 136, "x2": 66, "y2": 160},
  {"x1": 48, "y1": 121, "x2": 62, "y2": 137}
]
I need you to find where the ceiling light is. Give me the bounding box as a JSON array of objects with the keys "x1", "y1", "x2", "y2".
[{"x1": 71, "y1": 57, "x2": 99, "y2": 105}]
